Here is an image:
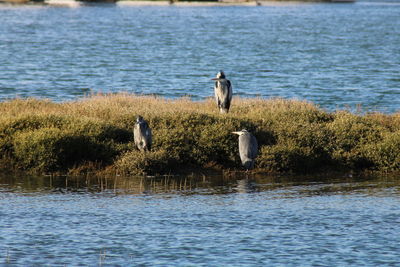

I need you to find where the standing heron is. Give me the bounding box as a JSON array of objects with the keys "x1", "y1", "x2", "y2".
[
  {"x1": 134, "y1": 115, "x2": 152, "y2": 152},
  {"x1": 232, "y1": 129, "x2": 258, "y2": 170},
  {"x1": 212, "y1": 71, "x2": 232, "y2": 113}
]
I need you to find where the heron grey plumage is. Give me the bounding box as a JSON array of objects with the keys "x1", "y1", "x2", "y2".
[
  {"x1": 134, "y1": 115, "x2": 152, "y2": 152},
  {"x1": 212, "y1": 71, "x2": 232, "y2": 113},
  {"x1": 232, "y1": 129, "x2": 258, "y2": 170}
]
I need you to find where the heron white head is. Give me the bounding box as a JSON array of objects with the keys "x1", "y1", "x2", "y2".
[
  {"x1": 211, "y1": 71, "x2": 226, "y2": 81},
  {"x1": 136, "y1": 115, "x2": 144, "y2": 123},
  {"x1": 232, "y1": 129, "x2": 249, "y2": 136}
]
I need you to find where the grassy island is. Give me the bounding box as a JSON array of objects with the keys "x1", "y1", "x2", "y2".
[{"x1": 0, "y1": 94, "x2": 399, "y2": 176}]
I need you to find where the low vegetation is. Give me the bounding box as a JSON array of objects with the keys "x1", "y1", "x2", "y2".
[{"x1": 0, "y1": 94, "x2": 399, "y2": 175}]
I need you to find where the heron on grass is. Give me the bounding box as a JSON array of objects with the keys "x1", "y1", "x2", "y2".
[
  {"x1": 212, "y1": 71, "x2": 232, "y2": 113},
  {"x1": 134, "y1": 115, "x2": 152, "y2": 152},
  {"x1": 232, "y1": 129, "x2": 258, "y2": 170}
]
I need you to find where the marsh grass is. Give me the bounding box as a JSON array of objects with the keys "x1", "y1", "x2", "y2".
[{"x1": 0, "y1": 94, "x2": 399, "y2": 175}]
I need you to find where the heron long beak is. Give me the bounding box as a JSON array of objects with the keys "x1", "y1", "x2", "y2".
[
  {"x1": 211, "y1": 78, "x2": 219, "y2": 81},
  {"x1": 232, "y1": 131, "x2": 241, "y2": 135}
]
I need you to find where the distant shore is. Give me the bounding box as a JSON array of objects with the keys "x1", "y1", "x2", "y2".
[
  {"x1": 0, "y1": 94, "x2": 398, "y2": 176},
  {"x1": 0, "y1": 0, "x2": 355, "y2": 6}
]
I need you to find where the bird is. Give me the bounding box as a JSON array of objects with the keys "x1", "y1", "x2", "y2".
[
  {"x1": 134, "y1": 115, "x2": 152, "y2": 152},
  {"x1": 232, "y1": 129, "x2": 258, "y2": 170},
  {"x1": 212, "y1": 71, "x2": 232, "y2": 113}
]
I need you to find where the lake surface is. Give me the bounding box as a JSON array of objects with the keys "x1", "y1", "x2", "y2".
[
  {"x1": 1, "y1": 3, "x2": 400, "y2": 265},
  {"x1": 0, "y1": 1, "x2": 399, "y2": 112},
  {"x1": 0, "y1": 174, "x2": 400, "y2": 266}
]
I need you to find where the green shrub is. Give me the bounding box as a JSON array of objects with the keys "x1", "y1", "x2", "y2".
[
  {"x1": 13, "y1": 127, "x2": 117, "y2": 172},
  {"x1": 1, "y1": 115, "x2": 131, "y2": 173},
  {"x1": 0, "y1": 115, "x2": 69, "y2": 154},
  {"x1": 115, "y1": 150, "x2": 178, "y2": 176},
  {"x1": 327, "y1": 112, "x2": 387, "y2": 169},
  {"x1": 255, "y1": 120, "x2": 333, "y2": 172},
  {"x1": 151, "y1": 113, "x2": 256, "y2": 166},
  {"x1": 258, "y1": 142, "x2": 330, "y2": 173},
  {"x1": 363, "y1": 131, "x2": 400, "y2": 171}
]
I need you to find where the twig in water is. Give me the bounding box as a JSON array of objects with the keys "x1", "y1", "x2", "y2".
[{"x1": 99, "y1": 249, "x2": 106, "y2": 266}]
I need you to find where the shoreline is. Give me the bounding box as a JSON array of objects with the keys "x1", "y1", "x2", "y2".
[
  {"x1": 0, "y1": 0, "x2": 356, "y2": 7},
  {"x1": 118, "y1": 1, "x2": 259, "y2": 6},
  {"x1": 117, "y1": 0, "x2": 354, "y2": 6}
]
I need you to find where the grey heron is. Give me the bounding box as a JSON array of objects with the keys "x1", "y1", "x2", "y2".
[
  {"x1": 232, "y1": 129, "x2": 258, "y2": 170},
  {"x1": 134, "y1": 115, "x2": 152, "y2": 152},
  {"x1": 212, "y1": 71, "x2": 232, "y2": 113}
]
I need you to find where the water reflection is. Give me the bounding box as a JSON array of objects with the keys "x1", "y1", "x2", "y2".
[
  {"x1": 1, "y1": 173, "x2": 399, "y2": 197},
  {"x1": 1, "y1": 172, "x2": 399, "y2": 266}
]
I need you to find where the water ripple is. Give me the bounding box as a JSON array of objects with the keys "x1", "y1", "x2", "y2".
[
  {"x1": 0, "y1": 4, "x2": 399, "y2": 112},
  {"x1": 3, "y1": 174, "x2": 400, "y2": 266}
]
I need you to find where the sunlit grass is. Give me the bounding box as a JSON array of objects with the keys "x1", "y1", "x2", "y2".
[{"x1": 0, "y1": 93, "x2": 399, "y2": 175}]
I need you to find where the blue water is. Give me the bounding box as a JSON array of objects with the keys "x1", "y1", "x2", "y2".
[
  {"x1": 1, "y1": 4, "x2": 400, "y2": 265},
  {"x1": 0, "y1": 1, "x2": 399, "y2": 112},
  {"x1": 0, "y1": 175, "x2": 399, "y2": 266}
]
